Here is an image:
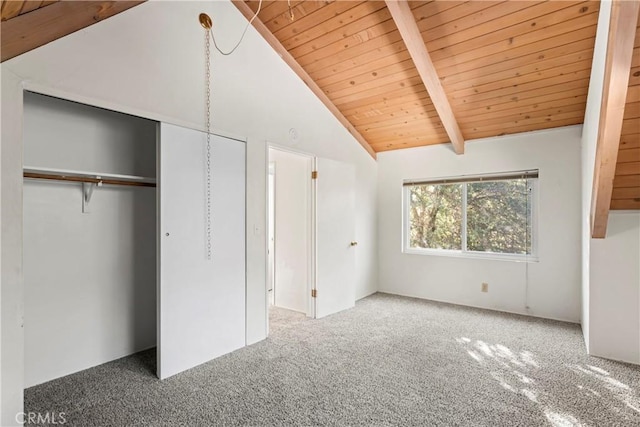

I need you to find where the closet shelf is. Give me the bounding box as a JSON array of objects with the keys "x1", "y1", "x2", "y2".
[
  {"x1": 23, "y1": 166, "x2": 156, "y2": 213},
  {"x1": 23, "y1": 166, "x2": 156, "y2": 188}
]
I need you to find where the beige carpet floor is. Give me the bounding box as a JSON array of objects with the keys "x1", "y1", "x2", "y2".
[{"x1": 25, "y1": 293, "x2": 640, "y2": 426}]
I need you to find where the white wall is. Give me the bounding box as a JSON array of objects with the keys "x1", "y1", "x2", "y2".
[
  {"x1": 23, "y1": 92, "x2": 157, "y2": 175},
  {"x1": 22, "y1": 93, "x2": 157, "y2": 387},
  {"x1": 0, "y1": 72, "x2": 3, "y2": 426},
  {"x1": 1, "y1": 1, "x2": 377, "y2": 422},
  {"x1": 378, "y1": 126, "x2": 583, "y2": 322},
  {"x1": 590, "y1": 212, "x2": 640, "y2": 364},
  {"x1": 581, "y1": 0, "x2": 612, "y2": 350},
  {"x1": 270, "y1": 148, "x2": 312, "y2": 314}
]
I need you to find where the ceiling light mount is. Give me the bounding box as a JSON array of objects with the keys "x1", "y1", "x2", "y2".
[
  {"x1": 199, "y1": 13, "x2": 213, "y2": 30},
  {"x1": 200, "y1": 0, "x2": 262, "y2": 56}
]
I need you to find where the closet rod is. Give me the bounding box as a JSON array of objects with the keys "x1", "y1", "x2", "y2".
[{"x1": 23, "y1": 172, "x2": 156, "y2": 188}]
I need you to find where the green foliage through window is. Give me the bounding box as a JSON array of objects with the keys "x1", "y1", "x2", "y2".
[
  {"x1": 409, "y1": 184, "x2": 461, "y2": 250},
  {"x1": 406, "y1": 176, "x2": 535, "y2": 256}
]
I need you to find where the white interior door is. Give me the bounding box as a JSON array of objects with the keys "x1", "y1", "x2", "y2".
[
  {"x1": 315, "y1": 157, "x2": 356, "y2": 319},
  {"x1": 158, "y1": 123, "x2": 246, "y2": 379}
]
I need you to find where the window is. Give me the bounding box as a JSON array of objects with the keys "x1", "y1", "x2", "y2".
[{"x1": 403, "y1": 171, "x2": 537, "y2": 260}]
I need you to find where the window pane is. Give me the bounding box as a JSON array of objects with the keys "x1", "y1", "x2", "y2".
[
  {"x1": 408, "y1": 184, "x2": 462, "y2": 250},
  {"x1": 466, "y1": 179, "x2": 532, "y2": 254}
]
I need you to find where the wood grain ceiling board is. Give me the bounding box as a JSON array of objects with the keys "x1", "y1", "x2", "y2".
[
  {"x1": 612, "y1": 22, "x2": 640, "y2": 211},
  {"x1": 0, "y1": 0, "x2": 60, "y2": 21},
  {"x1": 426, "y1": 1, "x2": 599, "y2": 139},
  {"x1": 242, "y1": 1, "x2": 600, "y2": 153},
  {"x1": 246, "y1": 0, "x2": 455, "y2": 152},
  {"x1": 1, "y1": 1, "x2": 58, "y2": 21},
  {"x1": 1, "y1": 0, "x2": 145, "y2": 62}
]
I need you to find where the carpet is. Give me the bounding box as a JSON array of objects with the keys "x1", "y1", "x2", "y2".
[{"x1": 24, "y1": 293, "x2": 640, "y2": 426}]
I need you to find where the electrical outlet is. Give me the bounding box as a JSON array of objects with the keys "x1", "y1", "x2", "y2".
[{"x1": 481, "y1": 282, "x2": 489, "y2": 292}]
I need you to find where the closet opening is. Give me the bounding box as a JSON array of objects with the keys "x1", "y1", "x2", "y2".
[
  {"x1": 22, "y1": 91, "x2": 159, "y2": 388},
  {"x1": 267, "y1": 147, "x2": 314, "y2": 333}
]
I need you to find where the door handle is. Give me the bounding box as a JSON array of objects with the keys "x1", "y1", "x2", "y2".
[{"x1": 350, "y1": 241, "x2": 358, "y2": 246}]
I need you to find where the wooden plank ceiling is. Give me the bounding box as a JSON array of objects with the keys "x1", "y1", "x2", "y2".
[
  {"x1": 1, "y1": 0, "x2": 145, "y2": 62},
  {"x1": 612, "y1": 20, "x2": 640, "y2": 211},
  {"x1": 3, "y1": 1, "x2": 634, "y2": 204},
  {"x1": 1, "y1": 0, "x2": 57, "y2": 20},
  {"x1": 241, "y1": 0, "x2": 600, "y2": 153}
]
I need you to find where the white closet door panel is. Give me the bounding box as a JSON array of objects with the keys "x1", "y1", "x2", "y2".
[
  {"x1": 315, "y1": 157, "x2": 356, "y2": 319},
  {"x1": 158, "y1": 123, "x2": 245, "y2": 379}
]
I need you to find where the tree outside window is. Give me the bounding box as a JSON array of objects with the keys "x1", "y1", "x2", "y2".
[{"x1": 405, "y1": 173, "x2": 536, "y2": 258}]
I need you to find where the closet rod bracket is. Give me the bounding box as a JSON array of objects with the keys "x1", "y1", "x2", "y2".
[{"x1": 82, "y1": 179, "x2": 102, "y2": 213}]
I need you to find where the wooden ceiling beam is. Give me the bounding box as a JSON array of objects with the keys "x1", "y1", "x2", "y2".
[
  {"x1": 231, "y1": 0, "x2": 377, "y2": 159},
  {"x1": 591, "y1": 0, "x2": 640, "y2": 238},
  {"x1": 1, "y1": 1, "x2": 145, "y2": 62},
  {"x1": 1, "y1": 1, "x2": 27, "y2": 20},
  {"x1": 385, "y1": 0, "x2": 465, "y2": 155}
]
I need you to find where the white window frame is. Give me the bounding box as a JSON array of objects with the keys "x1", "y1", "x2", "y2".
[{"x1": 402, "y1": 173, "x2": 539, "y2": 262}]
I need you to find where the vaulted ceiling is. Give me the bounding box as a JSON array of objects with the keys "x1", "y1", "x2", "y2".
[
  {"x1": 234, "y1": 0, "x2": 639, "y2": 213},
  {"x1": 1, "y1": 1, "x2": 638, "y2": 214},
  {"x1": 238, "y1": 0, "x2": 600, "y2": 154},
  {"x1": 0, "y1": 0, "x2": 144, "y2": 62}
]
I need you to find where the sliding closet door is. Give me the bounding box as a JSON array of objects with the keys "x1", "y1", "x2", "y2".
[{"x1": 158, "y1": 123, "x2": 245, "y2": 379}]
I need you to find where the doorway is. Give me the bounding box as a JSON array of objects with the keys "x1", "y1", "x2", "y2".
[
  {"x1": 265, "y1": 147, "x2": 359, "y2": 335},
  {"x1": 267, "y1": 147, "x2": 314, "y2": 322}
]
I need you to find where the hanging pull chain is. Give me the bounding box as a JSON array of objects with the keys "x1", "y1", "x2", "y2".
[{"x1": 205, "y1": 28, "x2": 212, "y2": 261}]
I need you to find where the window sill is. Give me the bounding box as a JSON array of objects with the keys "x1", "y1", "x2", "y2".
[{"x1": 403, "y1": 248, "x2": 539, "y2": 263}]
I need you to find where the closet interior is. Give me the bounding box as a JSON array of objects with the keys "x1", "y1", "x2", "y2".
[{"x1": 22, "y1": 92, "x2": 158, "y2": 387}]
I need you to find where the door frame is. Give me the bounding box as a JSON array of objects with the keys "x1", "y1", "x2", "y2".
[
  {"x1": 266, "y1": 144, "x2": 316, "y2": 325},
  {"x1": 267, "y1": 161, "x2": 276, "y2": 306}
]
